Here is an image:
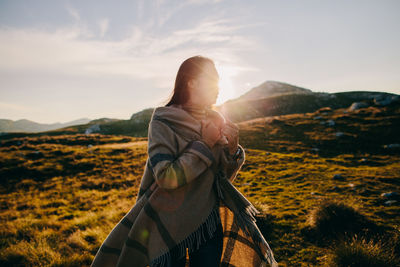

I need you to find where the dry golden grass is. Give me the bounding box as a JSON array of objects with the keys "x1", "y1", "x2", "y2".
[
  {"x1": 0, "y1": 136, "x2": 147, "y2": 266},
  {"x1": 1, "y1": 105, "x2": 399, "y2": 266}
]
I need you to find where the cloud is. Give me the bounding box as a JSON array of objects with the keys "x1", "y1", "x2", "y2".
[
  {"x1": 66, "y1": 6, "x2": 80, "y2": 22},
  {"x1": 187, "y1": 0, "x2": 225, "y2": 4},
  {"x1": 0, "y1": 17, "x2": 257, "y2": 91},
  {"x1": 98, "y1": 18, "x2": 109, "y2": 38}
]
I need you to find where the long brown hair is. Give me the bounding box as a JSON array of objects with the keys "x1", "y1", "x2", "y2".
[{"x1": 164, "y1": 56, "x2": 215, "y2": 106}]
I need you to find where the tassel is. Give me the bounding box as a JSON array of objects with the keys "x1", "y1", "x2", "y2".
[{"x1": 149, "y1": 205, "x2": 221, "y2": 267}]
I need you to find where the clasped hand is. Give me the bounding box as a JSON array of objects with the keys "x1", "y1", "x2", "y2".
[{"x1": 201, "y1": 118, "x2": 239, "y2": 155}]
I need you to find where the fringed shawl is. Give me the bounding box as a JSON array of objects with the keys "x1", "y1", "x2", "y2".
[{"x1": 91, "y1": 104, "x2": 278, "y2": 267}]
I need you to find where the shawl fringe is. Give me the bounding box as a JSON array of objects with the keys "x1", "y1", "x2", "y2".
[
  {"x1": 216, "y1": 169, "x2": 278, "y2": 266},
  {"x1": 149, "y1": 203, "x2": 221, "y2": 267},
  {"x1": 215, "y1": 169, "x2": 260, "y2": 238}
]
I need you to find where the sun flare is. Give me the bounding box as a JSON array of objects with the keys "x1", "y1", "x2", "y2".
[{"x1": 215, "y1": 64, "x2": 238, "y2": 105}]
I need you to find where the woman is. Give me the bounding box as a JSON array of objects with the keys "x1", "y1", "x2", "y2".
[{"x1": 91, "y1": 56, "x2": 278, "y2": 267}]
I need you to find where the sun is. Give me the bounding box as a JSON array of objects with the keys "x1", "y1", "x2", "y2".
[{"x1": 215, "y1": 64, "x2": 237, "y2": 105}]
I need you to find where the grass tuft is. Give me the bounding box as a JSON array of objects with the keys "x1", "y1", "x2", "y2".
[
  {"x1": 305, "y1": 200, "x2": 380, "y2": 243},
  {"x1": 326, "y1": 235, "x2": 400, "y2": 267}
]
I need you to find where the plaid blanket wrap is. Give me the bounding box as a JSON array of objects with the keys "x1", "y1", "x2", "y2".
[{"x1": 91, "y1": 105, "x2": 278, "y2": 267}]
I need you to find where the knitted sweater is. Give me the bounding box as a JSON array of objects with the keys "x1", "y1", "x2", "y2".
[{"x1": 91, "y1": 104, "x2": 278, "y2": 267}]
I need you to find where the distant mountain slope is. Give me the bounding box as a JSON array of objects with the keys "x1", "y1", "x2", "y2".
[
  {"x1": 217, "y1": 91, "x2": 399, "y2": 123},
  {"x1": 1, "y1": 81, "x2": 398, "y2": 140},
  {"x1": 85, "y1": 108, "x2": 154, "y2": 137},
  {"x1": 219, "y1": 81, "x2": 398, "y2": 123},
  {"x1": 0, "y1": 108, "x2": 155, "y2": 140},
  {"x1": 0, "y1": 118, "x2": 91, "y2": 133},
  {"x1": 230, "y1": 80, "x2": 312, "y2": 102}
]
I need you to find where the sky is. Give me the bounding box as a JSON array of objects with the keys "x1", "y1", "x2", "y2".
[{"x1": 0, "y1": 0, "x2": 399, "y2": 124}]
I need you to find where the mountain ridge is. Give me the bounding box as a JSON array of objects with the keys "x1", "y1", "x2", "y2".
[
  {"x1": 229, "y1": 80, "x2": 313, "y2": 103},
  {"x1": 0, "y1": 117, "x2": 93, "y2": 133},
  {"x1": 1, "y1": 81, "x2": 398, "y2": 137}
]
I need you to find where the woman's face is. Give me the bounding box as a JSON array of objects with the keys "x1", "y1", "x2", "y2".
[{"x1": 188, "y1": 62, "x2": 220, "y2": 107}]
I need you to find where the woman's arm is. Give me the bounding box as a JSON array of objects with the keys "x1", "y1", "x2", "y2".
[{"x1": 147, "y1": 119, "x2": 216, "y2": 190}]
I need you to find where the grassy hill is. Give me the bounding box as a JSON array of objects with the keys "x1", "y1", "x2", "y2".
[
  {"x1": 0, "y1": 109, "x2": 154, "y2": 141},
  {"x1": 2, "y1": 80, "x2": 397, "y2": 141},
  {"x1": 230, "y1": 80, "x2": 313, "y2": 101},
  {"x1": 0, "y1": 118, "x2": 92, "y2": 133},
  {"x1": 217, "y1": 91, "x2": 399, "y2": 123},
  {"x1": 238, "y1": 102, "x2": 400, "y2": 157},
  {"x1": 0, "y1": 104, "x2": 399, "y2": 266}
]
